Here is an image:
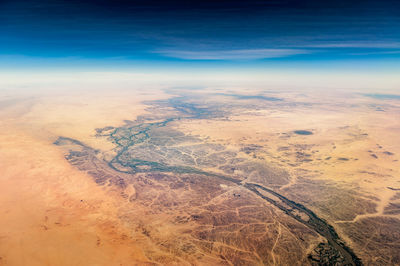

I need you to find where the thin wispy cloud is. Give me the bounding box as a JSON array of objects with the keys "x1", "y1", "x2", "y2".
[
  {"x1": 157, "y1": 49, "x2": 308, "y2": 60},
  {"x1": 303, "y1": 42, "x2": 400, "y2": 49},
  {"x1": 349, "y1": 50, "x2": 400, "y2": 56}
]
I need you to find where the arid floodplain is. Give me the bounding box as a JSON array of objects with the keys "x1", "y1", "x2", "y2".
[{"x1": 0, "y1": 85, "x2": 399, "y2": 265}]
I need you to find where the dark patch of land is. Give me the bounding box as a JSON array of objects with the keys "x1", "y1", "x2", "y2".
[
  {"x1": 383, "y1": 151, "x2": 394, "y2": 156},
  {"x1": 363, "y1": 93, "x2": 400, "y2": 100},
  {"x1": 294, "y1": 130, "x2": 313, "y2": 135},
  {"x1": 217, "y1": 93, "x2": 283, "y2": 102}
]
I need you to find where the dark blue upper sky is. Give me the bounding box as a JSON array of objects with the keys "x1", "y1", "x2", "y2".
[{"x1": 1, "y1": 0, "x2": 400, "y2": 70}]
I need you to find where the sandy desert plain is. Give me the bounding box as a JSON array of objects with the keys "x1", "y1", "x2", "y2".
[{"x1": 0, "y1": 84, "x2": 399, "y2": 265}]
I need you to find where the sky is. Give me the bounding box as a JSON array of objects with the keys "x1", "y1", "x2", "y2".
[{"x1": 1, "y1": 0, "x2": 400, "y2": 77}]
